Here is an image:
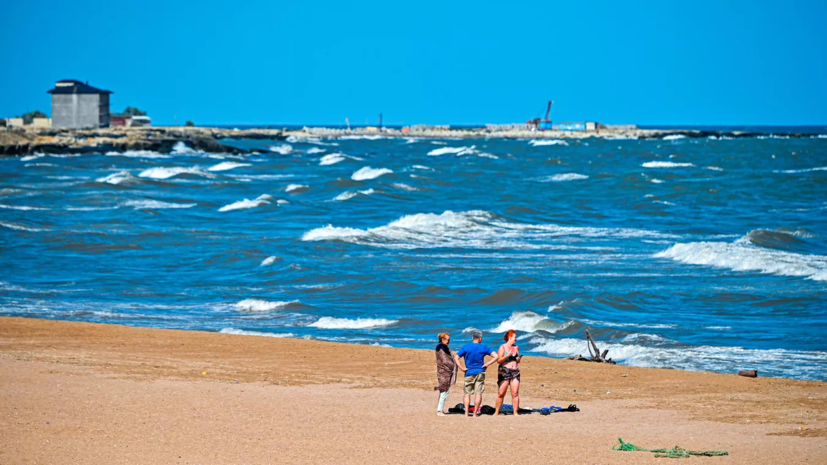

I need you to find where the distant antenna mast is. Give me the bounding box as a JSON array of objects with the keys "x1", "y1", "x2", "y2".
[
  {"x1": 345, "y1": 117, "x2": 350, "y2": 130},
  {"x1": 378, "y1": 113, "x2": 383, "y2": 128}
]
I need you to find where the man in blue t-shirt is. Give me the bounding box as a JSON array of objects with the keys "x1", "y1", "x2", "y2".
[{"x1": 454, "y1": 330, "x2": 498, "y2": 417}]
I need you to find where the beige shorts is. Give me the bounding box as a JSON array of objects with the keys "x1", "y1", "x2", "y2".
[{"x1": 463, "y1": 373, "x2": 486, "y2": 395}]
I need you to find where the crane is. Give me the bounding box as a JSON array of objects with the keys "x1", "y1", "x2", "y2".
[{"x1": 527, "y1": 100, "x2": 554, "y2": 131}]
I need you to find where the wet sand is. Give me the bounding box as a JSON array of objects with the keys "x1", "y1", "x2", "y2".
[{"x1": 1, "y1": 317, "x2": 825, "y2": 464}]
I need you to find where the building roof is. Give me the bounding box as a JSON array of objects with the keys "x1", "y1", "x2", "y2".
[{"x1": 47, "y1": 79, "x2": 113, "y2": 95}]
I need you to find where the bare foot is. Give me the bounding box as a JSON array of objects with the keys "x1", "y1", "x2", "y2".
[{"x1": 436, "y1": 412, "x2": 446, "y2": 417}]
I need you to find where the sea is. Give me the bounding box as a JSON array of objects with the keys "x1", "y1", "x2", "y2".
[{"x1": 1, "y1": 131, "x2": 826, "y2": 380}]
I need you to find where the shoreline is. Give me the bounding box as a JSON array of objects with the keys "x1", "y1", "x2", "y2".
[
  {"x1": 1, "y1": 125, "x2": 822, "y2": 156},
  {"x1": 1, "y1": 316, "x2": 825, "y2": 463},
  {"x1": 0, "y1": 317, "x2": 827, "y2": 464}
]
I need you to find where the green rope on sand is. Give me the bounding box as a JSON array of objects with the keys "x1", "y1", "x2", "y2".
[{"x1": 613, "y1": 438, "x2": 729, "y2": 459}]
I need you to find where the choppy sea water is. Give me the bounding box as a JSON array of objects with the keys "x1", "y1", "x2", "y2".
[{"x1": 1, "y1": 134, "x2": 825, "y2": 380}]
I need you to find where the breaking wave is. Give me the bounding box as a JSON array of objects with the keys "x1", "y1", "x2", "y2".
[
  {"x1": 219, "y1": 194, "x2": 273, "y2": 212},
  {"x1": 309, "y1": 317, "x2": 397, "y2": 329},
  {"x1": 662, "y1": 134, "x2": 687, "y2": 140},
  {"x1": 219, "y1": 328, "x2": 296, "y2": 338},
  {"x1": 642, "y1": 161, "x2": 695, "y2": 168},
  {"x1": 490, "y1": 311, "x2": 575, "y2": 333},
  {"x1": 774, "y1": 166, "x2": 827, "y2": 174},
  {"x1": 139, "y1": 167, "x2": 215, "y2": 180},
  {"x1": 302, "y1": 210, "x2": 673, "y2": 249},
  {"x1": 269, "y1": 144, "x2": 293, "y2": 155},
  {"x1": 0, "y1": 221, "x2": 48, "y2": 232},
  {"x1": 352, "y1": 166, "x2": 393, "y2": 181},
  {"x1": 208, "y1": 161, "x2": 251, "y2": 172},
  {"x1": 428, "y1": 146, "x2": 471, "y2": 156},
  {"x1": 334, "y1": 189, "x2": 374, "y2": 201},
  {"x1": 96, "y1": 171, "x2": 141, "y2": 185},
  {"x1": 529, "y1": 139, "x2": 568, "y2": 146},
  {"x1": 234, "y1": 299, "x2": 301, "y2": 312},
  {"x1": 539, "y1": 173, "x2": 589, "y2": 182},
  {"x1": 260, "y1": 256, "x2": 280, "y2": 266},
  {"x1": 123, "y1": 199, "x2": 196, "y2": 210},
  {"x1": 285, "y1": 184, "x2": 309, "y2": 193},
  {"x1": 655, "y1": 231, "x2": 827, "y2": 281}
]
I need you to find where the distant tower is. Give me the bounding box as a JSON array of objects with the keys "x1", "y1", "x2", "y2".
[
  {"x1": 47, "y1": 79, "x2": 113, "y2": 128},
  {"x1": 379, "y1": 113, "x2": 383, "y2": 128}
]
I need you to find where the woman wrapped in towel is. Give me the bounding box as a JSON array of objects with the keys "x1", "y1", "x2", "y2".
[{"x1": 434, "y1": 332, "x2": 458, "y2": 416}]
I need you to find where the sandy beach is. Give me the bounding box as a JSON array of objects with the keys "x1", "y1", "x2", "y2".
[{"x1": 0, "y1": 317, "x2": 825, "y2": 464}]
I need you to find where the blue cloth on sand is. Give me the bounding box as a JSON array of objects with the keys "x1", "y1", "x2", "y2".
[{"x1": 456, "y1": 342, "x2": 495, "y2": 376}]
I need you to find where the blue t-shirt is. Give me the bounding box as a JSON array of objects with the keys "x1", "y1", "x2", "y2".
[{"x1": 457, "y1": 342, "x2": 495, "y2": 376}]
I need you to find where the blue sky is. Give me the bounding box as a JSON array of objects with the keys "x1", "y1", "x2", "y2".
[{"x1": 2, "y1": 0, "x2": 826, "y2": 125}]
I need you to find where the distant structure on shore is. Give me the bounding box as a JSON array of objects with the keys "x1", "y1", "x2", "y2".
[
  {"x1": 111, "y1": 114, "x2": 151, "y2": 127},
  {"x1": 47, "y1": 79, "x2": 112, "y2": 129}
]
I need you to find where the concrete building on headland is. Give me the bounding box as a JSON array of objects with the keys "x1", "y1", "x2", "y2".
[{"x1": 47, "y1": 79, "x2": 112, "y2": 129}]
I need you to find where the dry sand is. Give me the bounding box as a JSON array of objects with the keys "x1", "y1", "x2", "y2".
[{"x1": 1, "y1": 317, "x2": 825, "y2": 464}]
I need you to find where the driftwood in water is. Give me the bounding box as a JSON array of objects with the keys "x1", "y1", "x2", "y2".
[
  {"x1": 567, "y1": 329, "x2": 617, "y2": 364},
  {"x1": 738, "y1": 369, "x2": 758, "y2": 378}
]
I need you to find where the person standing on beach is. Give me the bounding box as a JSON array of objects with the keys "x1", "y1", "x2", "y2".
[
  {"x1": 494, "y1": 329, "x2": 522, "y2": 416},
  {"x1": 435, "y1": 332, "x2": 458, "y2": 416},
  {"x1": 454, "y1": 330, "x2": 498, "y2": 417}
]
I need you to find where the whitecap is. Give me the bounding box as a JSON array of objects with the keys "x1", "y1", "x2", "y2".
[
  {"x1": 96, "y1": 171, "x2": 140, "y2": 185},
  {"x1": 774, "y1": 166, "x2": 827, "y2": 174},
  {"x1": 234, "y1": 299, "x2": 300, "y2": 312},
  {"x1": 20, "y1": 154, "x2": 45, "y2": 162},
  {"x1": 0, "y1": 204, "x2": 49, "y2": 211},
  {"x1": 138, "y1": 167, "x2": 215, "y2": 180},
  {"x1": 654, "y1": 237, "x2": 827, "y2": 282},
  {"x1": 308, "y1": 317, "x2": 397, "y2": 329},
  {"x1": 704, "y1": 166, "x2": 724, "y2": 171},
  {"x1": 123, "y1": 199, "x2": 197, "y2": 210},
  {"x1": 171, "y1": 141, "x2": 198, "y2": 154},
  {"x1": 529, "y1": 139, "x2": 568, "y2": 146},
  {"x1": 219, "y1": 328, "x2": 295, "y2": 338},
  {"x1": 260, "y1": 256, "x2": 280, "y2": 266},
  {"x1": 662, "y1": 134, "x2": 687, "y2": 140},
  {"x1": 538, "y1": 173, "x2": 589, "y2": 182},
  {"x1": 208, "y1": 161, "x2": 252, "y2": 172},
  {"x1": 650, "y1": 179, "x2": 664, "y2": 184},
  {"x1": 427, "y1": 146, "x2": 470, "y2": 156},
  {"x1": 412, "y1": 165, "x2": 432, "y2": 171},
  {"x1": 269, "y1": 144, "x2": 293, "y2": 155},
  {"x1": 352, "y1": 166, "x2": 393, "y2": 181},
  {"x1": 333, "y1": 189, "x2": 374, "y2": 201},
  {"x1": 319, "y1": 153, "x2": 346, "y2": 165},
  {"x1": 106, "y1": 150, "x2": 170, "y2": 159},
  {"x1": 285, "y1": 184, "x2": 309, "y2": 193},
  {"x1": 392, "y1": 183, "x2": 420, "y2": 191},
  {"x1": 491, "y1": 311, "x2": 573, "y2": 333},
  {"x1": 642, "y1": 161, "x2": 695, "y2": 168},
  {"x1": 306, "y1": 147, "x2": 326, "y2": 154},
  {"x1": 219, "y1": 194, "x2": 273, "y2": 212},
  {"x1": 0, "y1": 221, "x2": 48, "y2": 232}
]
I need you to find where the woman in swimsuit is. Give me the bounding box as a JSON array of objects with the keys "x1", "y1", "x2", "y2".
[{"x1": 494, "y1": 329, "x2": 522, "y2": 416}]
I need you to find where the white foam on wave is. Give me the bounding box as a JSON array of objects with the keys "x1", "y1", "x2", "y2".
[
  {"x1": 20, "y1": 154, "x2": 45, "y2": 162},
  {"x1": 392, "y1": 183, "x2": 420, "y2": 191},
  {"x1": 208, "y1": 161, "x2": 251, "y2": 172},
  {"x1": 642, "y1": 161, "x2": 695, "y2": 168},
  {"x1": 285, "y1": 184, "x2": 309, "y2": 193},
  {"x1": 106, "y1": 150, "x2": 170, "y2": 159},
  {"x1": 662, "y1": 134, "x2": 687, "y2": 140},
  {"x1": 529, "y1": 336, "x2": 827, "y2": 380},
  {"x1": 139, "y1": 167, "x2": 215, "y2": 180},
  {"x1": 412, "y1": 165, "x2": 432, "y2": 171},
  {"x1": 539, "y1": 173, "x2": 589, "y2": 182},
  {"x1": 428, "y1": 146, "x2": 470, "y2": 156},
  {"x1": 774, "y1": 166, "x2": 827, "y2": 174},
  {"x1": 260, "y1": 256, "x2": 280, "y2": 266},
  {"x1": 123, "y1": 199, "x2": 197, "y2": 210},
  {"x1": 308, "y1": 317, "x2": 397, "y2": 329},
  {"x1": 171, "y1": 141, "x2": 198, "y2": 154},
  {"x1": 0, "y1": 188, "x2": 23, "y2": 197},
  {"x1": 529, "y1": 139, "x2": 568, "y2": 146},
  {"x1": 219, "y1": 194, "x2": 273, "y2": 212},
  {"x1": 219, "y1": 328, "x2": 296, "y2": 338},
  {"x1": 650, "y1": 179, "x2": 665, "y2": 184},
  {"x1": 306, "y1": 147, "x2": 326, "y2": 154},
  {"x1": 0, "y1": 203, "x2": 49, "y2": 211},
  {"x1": 96, "y1": 171, "x2": 140, "y2": 185},
  {"x1": 303, "y1": 210, "x2": 676, "y2": 249},
  {"x1": 491, "y1": 311, "x2": 574, "y2": 333},
  {"x1": 320, "y1": 153, "x2": 346, "y2": 165},
  {"x1": 334, "y1": 189, "x2": 374, "y2": 201},
  {"x1": 0, "y1": 221, "x2": 48, "y2": 232},
  {"x1": 704, "y1": 166, "x2": 724, "y2": 171},
  {"x1": 654, "y1": 236, "x2": 827, "y2": 282},
  {"x1": 269, "y1": 144, "x2": 293, "y2": 155},
  {"x1": 234, "y1": 299, "x2": 300, "y2": 312},
  {"x1": 352, "y1": 166, "x2": 393, "y2": 181}
]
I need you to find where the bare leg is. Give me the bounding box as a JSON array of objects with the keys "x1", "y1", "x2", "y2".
[
  {"x1": 463, "y1": 394, "x2": 471, "y2": 417},
  {"x1": 494, "y1": 380, "x2": 508, "y2": 416},
  {"x1": 511, "y1": 378, "x2": 521, "y2": 414},
  {"x1": 474, "y1": 393, "x2": 482, "y2": 416}
]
